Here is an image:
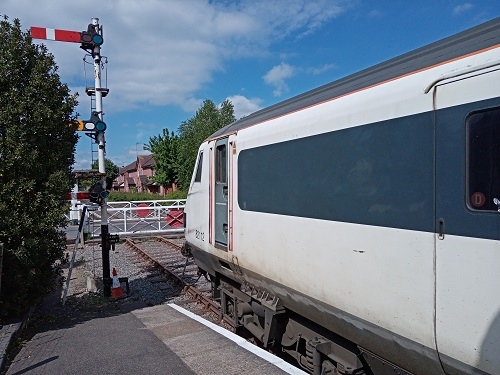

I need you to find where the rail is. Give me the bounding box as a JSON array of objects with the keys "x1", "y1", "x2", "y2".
[{"x1": 69, "y1": 199, "x2": 186, "y2": 237}]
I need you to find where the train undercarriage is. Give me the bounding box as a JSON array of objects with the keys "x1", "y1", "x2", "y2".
[{"x1": 207, "y1": 272, "x2": 372, "y2": 375}]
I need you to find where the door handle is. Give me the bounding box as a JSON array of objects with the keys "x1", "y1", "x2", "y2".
[{"x1": 438, "y1": 218, "x2": 445, "y2": 240}]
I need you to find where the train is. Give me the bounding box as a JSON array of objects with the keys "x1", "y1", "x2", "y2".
[{"x1": 182, "y1": 17, "x2": 500, "y2": 375}]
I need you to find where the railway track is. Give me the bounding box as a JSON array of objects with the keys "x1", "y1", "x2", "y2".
[{"x1": 122, "y1": 236, "x2": 231, "y2": 329}]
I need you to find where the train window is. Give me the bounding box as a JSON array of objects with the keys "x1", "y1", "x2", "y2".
[
  {"x1": 216, "y1": 144, "x2": 227, "y2": 183},
  {"x1": 467, "y1": 107, "x2": 500, "y2": 211},
  {"x1": 194, "y1": 152, "x2": 203, "y2": 183}
]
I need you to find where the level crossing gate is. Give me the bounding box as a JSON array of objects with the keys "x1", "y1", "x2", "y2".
[{"x1": 70, "y1": 199, "x2": 186, "y2": 237}]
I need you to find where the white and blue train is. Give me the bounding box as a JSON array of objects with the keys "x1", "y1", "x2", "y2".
[{"x1": 183, "y1": 18, "x2": 500, "y2": 375}]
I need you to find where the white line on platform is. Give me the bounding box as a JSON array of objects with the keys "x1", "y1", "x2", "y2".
[{"x1": 168, "y1": 303, "x2": 307, "y2": 375}]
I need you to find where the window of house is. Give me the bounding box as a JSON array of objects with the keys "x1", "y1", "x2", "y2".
[
  {"x1": 467, "y1": 107, "x2": 500, "y2": 211},
  {"x1": 194, "y1": 152, "x2": 203, "y2": 182}
]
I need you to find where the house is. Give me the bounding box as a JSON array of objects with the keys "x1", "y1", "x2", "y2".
[{"x1": 113, "y1": 154, "x2": 177, "y2": 195}]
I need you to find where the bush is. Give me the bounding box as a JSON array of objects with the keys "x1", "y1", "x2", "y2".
[
  {"x1": 107, "y1": 190, "x2": 187, "y2": 202},
  {"x1": 0, "y1": 17, "x2": 78, "y2": 318},
  {"x1": 165, "y1": 190, "x2": 188, "y2": 200},
  {"x1": 107, "y1": 191, "x2": 154, "y2": 202}
]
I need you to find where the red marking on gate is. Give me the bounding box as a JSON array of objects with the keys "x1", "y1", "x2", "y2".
[
  {"x1": 137, "y1": 203, "x2": 150, "y2": 218},
  {"x1": 471, "y1": 192, "x2": 486, "y2": 207},
  {"x1": 166, "y1": 209, "x2": 184, "y2": 228},
  {"x1": 66, "y1": 192, "x2": 90, "y2": 200},
  {"x1": 30, "y1": 27, "x2": 81, "y2": 43}
]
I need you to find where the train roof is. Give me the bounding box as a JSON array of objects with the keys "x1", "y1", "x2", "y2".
[{"x1": 208, "y1": 17, "x2": 500, "y2": 140}]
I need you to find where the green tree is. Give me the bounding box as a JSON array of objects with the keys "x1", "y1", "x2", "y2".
[
  {"x1": 91, "y1": 158, "x2": 119, "y2": 180},
  {"x1": 176, "y1": 99, "x2": 235, "y2": 188},
  {"x1": 0, "y1": 16, "x2": 78, "y2": 316},
  {"x1": 145, "y1": 129, "x2": 178, "y2": 188}
]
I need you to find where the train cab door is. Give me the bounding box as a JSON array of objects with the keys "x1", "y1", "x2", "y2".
[
  {"x1": 433, "y1": 68, "x2": 500, "y2": 374},
  {"x1": 213, "y1": 138, "x2": 229, "y2": 250}
]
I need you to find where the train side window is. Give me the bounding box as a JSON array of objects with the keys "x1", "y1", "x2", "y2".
[
  {"x1": 216, "y1": 144, "x2": 227, "y2": 183},
  {"x1": 467, "y1": 107, "x2": 500, "y2": 211},
  {"x1": 194, "y1": 152, "x2": 203, "y2": 183}
]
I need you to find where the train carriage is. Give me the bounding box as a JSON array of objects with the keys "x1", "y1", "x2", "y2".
[{"x1": 183, "y1": 18, "x2": 500, "y2": 375}]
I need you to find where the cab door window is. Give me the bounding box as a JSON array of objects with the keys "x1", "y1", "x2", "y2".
[
  {"x1": 194, "y1": 152, "x2": 203, "y2": 183},
  {"x1": 467, "y1": 107, "x2": 500, "y2": 211}
]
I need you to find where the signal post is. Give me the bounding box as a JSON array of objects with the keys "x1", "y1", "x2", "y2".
[
  {"x1": 31, "y1": 18, "x2": 113, "y2": 297},
  {"x1": 86, "y1": 18, "x2": 112, "y2": 297}
]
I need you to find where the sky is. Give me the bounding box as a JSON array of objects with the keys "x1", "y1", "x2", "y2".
[{"x1": 2, "y1": 1, "x2": 500, "y2": 169}]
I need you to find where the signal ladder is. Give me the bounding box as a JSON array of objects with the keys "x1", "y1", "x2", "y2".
[{"x1": 82, "y1": 54, "x2": 109, "y2": 172}]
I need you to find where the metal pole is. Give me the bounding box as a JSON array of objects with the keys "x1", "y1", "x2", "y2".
[
  {"x1": 91, "y1": 17, "x2": 111, "y2": 297},
  {"x1": 62, "y1": 207, "x2": 87, "y2": 305}
]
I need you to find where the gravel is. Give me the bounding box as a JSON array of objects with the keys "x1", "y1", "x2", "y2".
[{"x1": 72, "y1": 239, "x2": 184, "y2": 306}]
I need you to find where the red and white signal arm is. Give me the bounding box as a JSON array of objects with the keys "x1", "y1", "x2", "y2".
[
  {"x1": 30, "y1": 27, "x2": 81, "y2": 43},
  {"x1": 66, "y1": 192, "x2": 90, "y2": 200}
]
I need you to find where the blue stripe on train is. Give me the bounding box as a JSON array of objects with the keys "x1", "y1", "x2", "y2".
[{"x1": 238, "y1": 98, "x2": 500, "y2": 240}]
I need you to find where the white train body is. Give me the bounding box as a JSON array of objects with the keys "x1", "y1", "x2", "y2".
[{"x1": 184, "y1": 18, "x2": 500, "y2": 375}]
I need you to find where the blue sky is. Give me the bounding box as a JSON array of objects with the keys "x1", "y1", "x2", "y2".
[{"x1": 2, "y1": 1, "x2": 500, "y2": 169}]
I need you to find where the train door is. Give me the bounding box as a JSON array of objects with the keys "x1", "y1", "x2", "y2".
[
  {"x1": 434, "y1": 68, "x2": 500, "y2": 374},
  {"x1": 214, "y1": 138, "x2": 229, "y2": 250}
]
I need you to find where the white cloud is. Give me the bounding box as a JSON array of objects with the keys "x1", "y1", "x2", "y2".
[
  {"x1": 2, "y1": 0, "x2": 346, "y2": 112},
  {"x1": 73, "y1": 158, "x2": 91, "y2": 170},
  {"x1": 453, "y1": 3, "x2": 473, "y2": 16},
  {"x1": 127, "y1": 143, "x2": 150, "y2": 157},
  {"x1": 225, "y1": 95, "x2": 263, "y2": 119},
  {"x1": 306, "y1": 63, "x2": 335, "y2": 75},
  {"x1": 262, "y1": 62, "x2": 333, "y2": 97},
  {"x1": 263, "y1": 62, "x2": 296, "y2": 97}
]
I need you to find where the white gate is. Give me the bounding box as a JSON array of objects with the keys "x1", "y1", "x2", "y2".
[{"x1": 72, "y1": 200, "x2": 186, "y2": 237}]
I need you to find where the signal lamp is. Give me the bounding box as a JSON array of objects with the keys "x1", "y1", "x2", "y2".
[
  {"x1": 92, "y1": 33, "x2": 103, "y2": 46},
  {"x1": 95, "y1": 119, "x2": 106, "y2": 131},
  {"x1": 80, "y1": 23, "x2": 104, "y2": 51},
  {"x1": 80, "y1": 32, "x2": 93, "y2": 43},
  {"x1": 86, "y1": 111, "x2": 107, "y2": 132}
]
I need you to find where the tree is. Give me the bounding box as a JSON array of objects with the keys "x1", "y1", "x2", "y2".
[
  {"x1": 0, "y1": 16, "x2": 78, "y2": 316},
  {"x1": 91, "y1": 158, "x2": 119, "y2": 181},
  {"x1": 145, "y1": 129, "x2": 178, "y2": 188},
  {"x1": 176, "y1": 99, "x2": 235, "y2": 188},
  {"x1": 85, "y1": 158, "x2": 119, "y2": 191}
]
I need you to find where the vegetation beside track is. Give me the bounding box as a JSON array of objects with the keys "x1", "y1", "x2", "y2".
[
  {"x1": 0, "y1": 16, "x2": 78, "y2": 320},
  {"x1": 107, "y1": 190, "x2": 187, "y2": 202}
]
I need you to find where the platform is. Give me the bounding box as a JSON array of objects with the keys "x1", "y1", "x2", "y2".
[{"x1": 4, "y1": 303, "x2": 306, "y2": 375}]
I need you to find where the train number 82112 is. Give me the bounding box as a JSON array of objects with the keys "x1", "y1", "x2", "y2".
[{"x1": 195, "y1": 230, "x2": 205, "y2": 241}]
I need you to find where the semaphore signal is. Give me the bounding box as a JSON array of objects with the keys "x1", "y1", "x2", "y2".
[
  {"x1": 31, "y1": 18, "x2": 113, "y2": 298},
  {"x1": 30, "y1": 26, "x2": 81, "y2": 43}
]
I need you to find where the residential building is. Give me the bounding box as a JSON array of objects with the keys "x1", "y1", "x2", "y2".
[{"x1": 113, "y1": 154, "x2": 177, "y2": 195}]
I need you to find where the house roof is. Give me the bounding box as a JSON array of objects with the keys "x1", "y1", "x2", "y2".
[
  {"x1": 117, "y1": 154, "x2": 156, "y2": 178},
  {"x1": 120, "y1": 161, "x2": 137, "y2": 174},
  {"x1": 126, "y1": 177, "x2": 136, "y2": 185},
  {"x1": 139, "y1": 154, "x2": 155, "y2": 168}
]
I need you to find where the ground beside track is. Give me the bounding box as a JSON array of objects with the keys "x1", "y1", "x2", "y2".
[{"x1": 1, "y1": 240, "x2": 303, "y2": 375}]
